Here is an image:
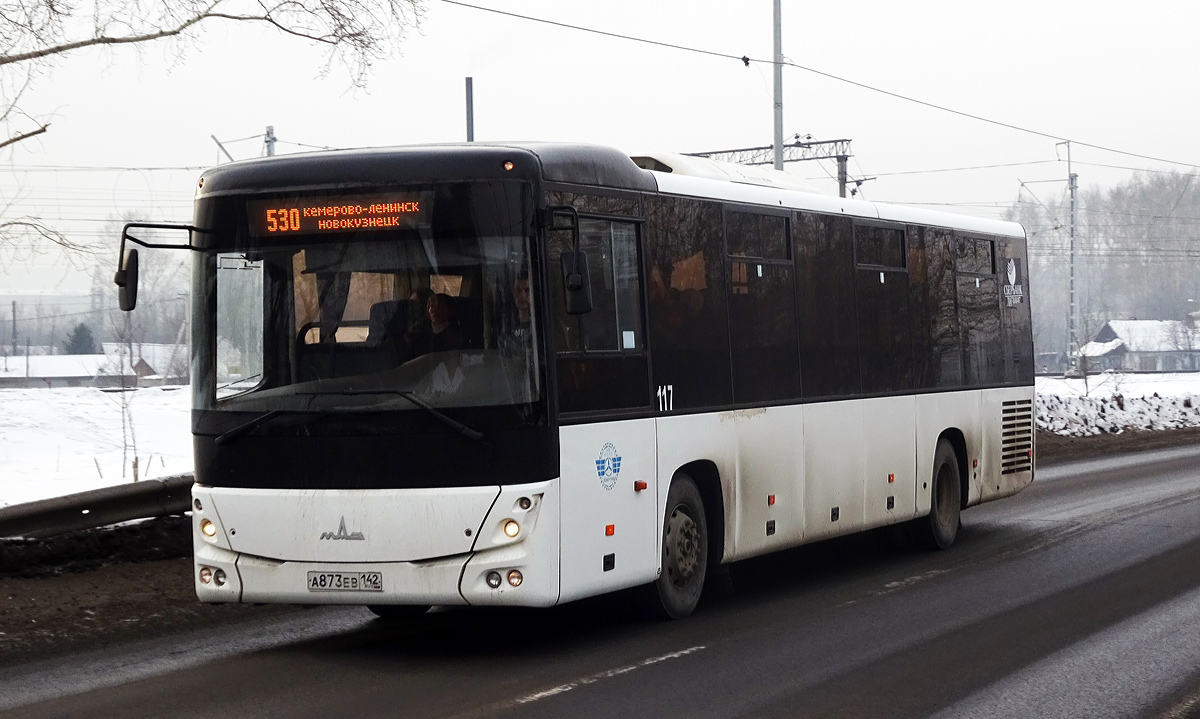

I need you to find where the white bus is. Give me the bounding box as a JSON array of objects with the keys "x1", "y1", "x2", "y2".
[{"x1": 115, "y1": 143, "x2": 1034, "y2": 619}]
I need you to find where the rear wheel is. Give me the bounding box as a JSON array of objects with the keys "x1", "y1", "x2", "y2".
[
  {"x1": 367, "y1": 604, "x2": 430, "y2": 621},
  {"x1": 914, "y1": 439, "x2": 962, "y2": 550},
  {"x1": 651, "y1": 474, "x2": 708, "y2": 619}
]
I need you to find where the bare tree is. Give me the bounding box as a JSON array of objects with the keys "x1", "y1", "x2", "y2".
[
  {"x1": 2, "y1": 0, "x2": 424, "y2": 133},
  {"x1": 1, "y1": 0, "x2": 424, "y2": 251}
]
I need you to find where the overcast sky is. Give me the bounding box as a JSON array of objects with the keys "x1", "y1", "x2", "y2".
[{"x1": 3, "y1": 0, "x2": 1199, "y2": 297}]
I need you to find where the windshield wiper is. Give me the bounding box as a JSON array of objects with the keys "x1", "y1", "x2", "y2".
[
  {"x1": 217, "y1": 373, "x2": 263, "y2": 392},
  {"x1": 214, "y1": 408, "x2": 325, "y2": 446},
  {"x1": 298, "y1": 389, "x2": 485, "y2": 442}
]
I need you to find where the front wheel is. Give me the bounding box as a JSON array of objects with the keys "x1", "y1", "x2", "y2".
[
  {"x1": 913, "y1": 439, "x2": 962, "y2": 550},
  {"x1": 651, "y1": 474, "x2": 708, "y2": 619}
]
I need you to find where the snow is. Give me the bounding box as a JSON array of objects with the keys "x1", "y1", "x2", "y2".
[
  {"x1": 1036, "y1": 372, "x2": 1200, "y2": 436},
  {"x1": 1079, "y1": 338, "x2": 1123, "y2": 358},
  {"x1": 0, "y1": 386, "x2": 192, "y2": 508},
  {"x1": 0, "y1": 354, "x2": 133, "y2": 380}
]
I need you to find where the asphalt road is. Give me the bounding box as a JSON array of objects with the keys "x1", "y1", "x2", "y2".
[{"x1": 4, "y1": 445, "x2": 1200, "y2": 718}]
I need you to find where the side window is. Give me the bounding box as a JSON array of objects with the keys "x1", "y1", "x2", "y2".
[
  {"x1": 645, "y1": 196, "x2": 733, "y2": 410},
  {"x1": 549, "y1": 219, "x2": 642, "y2": 353},
  {"x1": 548, "y1": 215, "x2": 649, "y2": 414},
  {"x1": 907, "y1": 227, "x2": 962, "y2": 389},
  {"x1": 726, "y1": 209, "x2": 799, "y2": 402},
  {"x1": 955, "y1": 233, "x2": 1002, "y2": 385},
  {"x1": 855, "y1": 224, "x2": 906, "y2": 269},
  {"x1": 728, "y1": 211, "x2": 789, "y2": 260},
  {"x1": 956, "y1": 236, "x2": 994, "y2": 275},
  {"x1": 216, "y1": 253, "x2": 265, "y2": 398},
  {"x1": 796, "y1": 212, "x2": 860, "y2": 398}
]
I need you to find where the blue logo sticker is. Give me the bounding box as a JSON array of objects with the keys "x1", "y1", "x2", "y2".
[{"x1": 596, "y1": 442, "x2": 622, "y2": 490}]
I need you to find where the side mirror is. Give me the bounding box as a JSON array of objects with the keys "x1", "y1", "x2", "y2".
[
  {"x1": 114, "y1": 248, "x2": 139, "y2": 311},
  {"x1": 560, "y1": 251, "x2": 592, "y2": 315}
]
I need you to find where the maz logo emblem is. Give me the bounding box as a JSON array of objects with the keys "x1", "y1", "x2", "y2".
[{"x1": 320, "y1": 516, "x2": 365, "y2": 541}]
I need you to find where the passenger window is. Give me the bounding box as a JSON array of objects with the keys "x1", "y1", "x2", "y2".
[
  {"x1": 727, "y1": 211, "x2": 788, "y2": 260},
  {"x1": 956, "y1": 236, "x2": 995, "y2": 275},
  {"x1": 855, "y1": 224, "x2": 906, "y2": 268}
]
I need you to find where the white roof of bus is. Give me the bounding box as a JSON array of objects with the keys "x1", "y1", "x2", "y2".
[{"x1": 636, "y1": 151, "x2": 1025, "y2": 239}]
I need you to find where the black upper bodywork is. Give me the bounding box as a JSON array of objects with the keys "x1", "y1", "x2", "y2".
[
  {"x1": 195, "y1": 143, "x2": 657, "y2": 203},
  {"x1": 190, "y1": 143, "x2": 655, "y2": 491}
]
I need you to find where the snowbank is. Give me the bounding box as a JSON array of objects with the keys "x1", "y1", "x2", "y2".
[
  {"x1": 0, "y1": 386, "x2": 191, "y2": 508},
  {"x1": 1036, "y1": 372, "x2": 1200, "y2": 436}
]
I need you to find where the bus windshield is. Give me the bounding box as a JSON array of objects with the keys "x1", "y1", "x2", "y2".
[{"x1": 198, "y1": 230, "x2": 540, "y2": 417}]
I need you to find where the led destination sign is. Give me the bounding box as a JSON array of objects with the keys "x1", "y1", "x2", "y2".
[{"x1": 247, "y1": 192, "x2": 430, "y2": 237}]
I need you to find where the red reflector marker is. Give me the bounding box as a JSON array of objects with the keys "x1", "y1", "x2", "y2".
[
  {"x1": 768, "y1": 494, "x2": 776, "y2": 506},
  {"x1": 973, "y1": 459, "x2": 979, "y2": 468},
  {"x1": 605, "y1": 524, "x2": 615, "y2": 536},
  {"x1": 634, "y1": 480, "x2": 648, "y2": 492},
  {"x1": 888, "y1": 473, "x2": 895, "y2": 484}
]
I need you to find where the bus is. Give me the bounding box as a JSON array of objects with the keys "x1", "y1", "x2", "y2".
[{"x1": 114, "y1": 143, "x2": 1034, "y2": 619}]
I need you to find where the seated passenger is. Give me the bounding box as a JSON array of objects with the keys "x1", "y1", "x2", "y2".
[{"x1": 405, "y1": 293, "x2": 468, "y2": 357}]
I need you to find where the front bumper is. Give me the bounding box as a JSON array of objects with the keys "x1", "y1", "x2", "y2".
[{"x1": 193, "y1": 480, "x2": 560, "y2": 607}]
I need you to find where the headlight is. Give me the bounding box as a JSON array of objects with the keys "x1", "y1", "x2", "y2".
[
  {"x1": 200, "y1": 519, "x2": 216, "y2": 537},
  {"x1": 199, "y1": 567, "x2": 213, "y2": 584},
  {"x1": 507, "y1": 570, "x2": 523, "y2": 587},
  {"x1": 503, "y1": 520, "x2": 520, "y2": 538}
]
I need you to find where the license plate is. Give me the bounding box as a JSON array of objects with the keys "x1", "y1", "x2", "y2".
[{"x1": 306, "y1": 571, "x2": 383, "y2": 592}]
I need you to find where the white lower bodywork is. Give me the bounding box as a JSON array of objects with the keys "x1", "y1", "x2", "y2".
[{"x1": 193, "y1": 386, "x2": 1033, "y2": 606}]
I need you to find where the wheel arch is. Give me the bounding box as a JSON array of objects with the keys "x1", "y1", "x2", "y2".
[
  {"x1": 937, "y1": 427, "x2": 970, "y2": 510},
  {"x1": 674, "y1": 459, "x2": 726, "y2": 566}
]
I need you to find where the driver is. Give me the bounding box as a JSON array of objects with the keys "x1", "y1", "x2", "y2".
[{"x1": 405, "y1": 293, "x2": 467, "y2": 357}]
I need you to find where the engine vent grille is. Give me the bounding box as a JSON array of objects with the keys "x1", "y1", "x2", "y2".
[{"x1": 1001, "y1": 399, "x2": 1033, "y2": 475}]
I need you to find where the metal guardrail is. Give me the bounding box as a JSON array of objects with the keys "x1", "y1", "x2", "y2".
[{"x1": 0, "y1": 474, "x2": 194, "y2": 539}]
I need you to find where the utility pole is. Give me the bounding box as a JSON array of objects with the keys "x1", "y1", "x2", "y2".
[
  {"x1": 772, "y1": 0, "x2": 784, "y2": 171},
  {"x1": 1067, "y1": 142, "x2": 1079, "y2": 368},
  {"x1": 10, "y1": 300, "x2": 16, "y2": 355},
  {"x1": 465, "y1": 77, "x2": 475, "y2": 142},
  {"x1": 837, "y1": 155, "x2": 849, "y2": 198},
  {"x1": 264, "y1": 126, "x2": 277, "y2": 157}
]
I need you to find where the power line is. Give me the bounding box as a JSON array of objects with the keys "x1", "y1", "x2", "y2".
[
  {"x1": 9, "y1": 297, "x2": 184, "y2": 324},
  {"x1": 440, "y1": 1, "x2": 1200, "y2": 170}
]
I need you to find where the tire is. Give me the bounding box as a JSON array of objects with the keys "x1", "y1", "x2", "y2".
[
  {"x1": 367, "y1": 604, "x2": 430, "y2": 621},
  {"x1": 914, "y1": 439, "x2": 962, "y2": 550},
  {"x1": 651, "y1": 474, "x2": 708, "y2": 620}
]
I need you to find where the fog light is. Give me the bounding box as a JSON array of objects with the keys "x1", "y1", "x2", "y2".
[
  {"x1": 486, "y1": 571, "x2": 502, "y2": 589},
  {"x1": 518, "y1": 497, "x2": 531, "y2": 510},
  {"x1": 507, "y1": 569, "x2": 523, "y2": 587},
  {"x1": 214, "y1": 569, "x2": 227, "y2": 587},
  {"x1": 199, "y1": 567, "x2": 213, "y2": 584},
  {"x1": 200, "y1": 519, "x2": 216, "y2": 537},
  {"x1": 503, "y1": 520, "x2": 520, "y2": 538}
]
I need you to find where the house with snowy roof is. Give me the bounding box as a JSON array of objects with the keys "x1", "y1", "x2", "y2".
[
  {"x1": 101, "y1": 343, "x2": 189, "y2": 383},
  {"x1": 0, "y1": 354, "x2": 137, "y2": 388},
  {"x1": 1080, "y1": 319, "x2": 1200, "y2": 372}
]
